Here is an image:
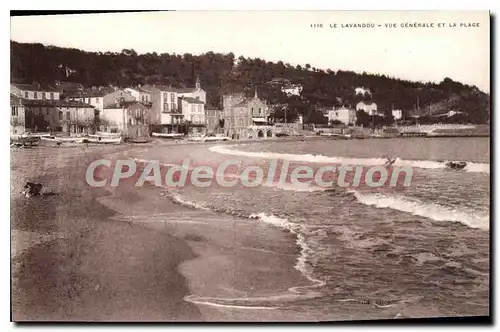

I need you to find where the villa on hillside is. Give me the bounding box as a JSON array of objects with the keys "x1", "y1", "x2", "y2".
[
  {"x1": 355, "y1": 87, "x2": 372, "y2": 96},
  {"x1": 356, "y1": 101, "x2": 379, "y2": 116}
]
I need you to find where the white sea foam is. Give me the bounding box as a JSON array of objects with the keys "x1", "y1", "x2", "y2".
[
  {"x1": 349, "y1": 190, "x2": 489, "y2": 230},
  {"x1": 209, "y1": 145, "x2": 490, "y2": 174},
  {"x1": 249, "y1": 212, "x2": 326, "y2": 291},
  {"x1": 166, "y1": 191, "x2": 211, "y2": 211},
  {"x1": 465, "y1": 162, "x2": 490, "y2": 173}
]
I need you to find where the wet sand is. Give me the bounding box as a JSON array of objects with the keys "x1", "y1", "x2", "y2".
[
  {"x1": 11, "y1": 144, "x2": 317, "y2": 321},
  {"x1": 11, "y1": 146, "x2": 201, "y2": 321}
]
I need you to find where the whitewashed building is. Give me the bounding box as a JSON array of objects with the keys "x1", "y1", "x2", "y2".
[
  {"x1": 328, "y1": 107, "x2": 356, "y2": 125},
  {"x1": 392, "y1": 109, "x2": 403, "y2": 120},
  {"x1": 356, "y1": 101, "x2": 378, "y2": 116},
  {"x1": 355, "y1": 87, "x2": 372, "y2": 96}
]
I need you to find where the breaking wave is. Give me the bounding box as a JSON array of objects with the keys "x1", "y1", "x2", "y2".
[
  {"x1": 349, "y1": 190, "x2": 489, "y2": 230},
  {"x1": 209, "y1": 145, "x2": 489, "y2": 174}
]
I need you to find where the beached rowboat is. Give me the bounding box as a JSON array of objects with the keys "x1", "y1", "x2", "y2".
[
  {"x1": 84, "y1": 136, "x2": 122, "y2": 144},
  {"x1": 152, "y1": 132, "x2": 184, "y2": 139}
]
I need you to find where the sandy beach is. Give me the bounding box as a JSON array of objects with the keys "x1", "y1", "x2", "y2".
[
  {"x1": 11, "y1": 136, "x2": 490, "y2": 322},
  {"x1": 11, "y1": 145, "x2": 204, "y2": 321},
  {"x1": 11, "y1": 144, "x2": 316, "y2": 322}
]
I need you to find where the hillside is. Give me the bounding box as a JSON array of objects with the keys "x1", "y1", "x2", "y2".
[{"x1": 10, "y1": 41, "x2": 490, "y2": 124}]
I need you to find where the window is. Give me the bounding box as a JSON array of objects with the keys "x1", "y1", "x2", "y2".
[
  {"x1": 171, "y1": 103, "x2": 175, "y2": 111},
  {"x1": 42, "y1": 93, "x2": 46, "y2": 100},
  {"x1": 66, "y1": 111, "x2": 70, "y2": 120},
  {"x1": 11, "y1": 106, "x2": 17, "y2": 116},
  {"x1": 95, "y1": 97, "x2": 100, "y2": 103},
  {"x1": 24, "y1": 92, "x2": 28, "y2": 98},
  {"x1": 259, "y1": 108, "x2": 262, "y2": 115},
  {"x1": 50, "y1": 92, "x2": 54, "y2": 100},
  {"x1": 59, "y1": 111, "x2": 63, "y2": 119},
  {"x1": 163, "y1": 93, "x2": 168, "y2": 102},
  {"x1": 34, "y1": 92, "x2": 38, "y2": 100},
  {"x1": 170, "y1": 93, "x2": 175, "y2": 101},
  {"x1": 164, "y1": 103, "x2": 169, "y2": 112}
]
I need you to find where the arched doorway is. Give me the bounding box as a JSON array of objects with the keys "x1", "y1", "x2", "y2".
[
  {"x1": 257, "y1": 130, "x2": 264, "y2": 138},
  {"x1": 267, "y1": 130, "x2": 272, "y2": 138}
]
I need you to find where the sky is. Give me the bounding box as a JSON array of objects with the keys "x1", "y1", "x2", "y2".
[{"x1": 10, "y1": 11, "x2": 490, "y2": 92}]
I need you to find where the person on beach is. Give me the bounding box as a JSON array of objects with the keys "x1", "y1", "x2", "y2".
[{"x1": 384, "y1": 156, "x2": 396, "y2": 167}]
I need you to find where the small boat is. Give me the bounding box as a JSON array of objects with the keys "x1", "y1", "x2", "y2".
[
  {"x1": 188, "y1": 135, "x2": 204, "y2": 142},
  {"x1": 95, "y1": 131, "x2": 122, "y2": 137},
  {"x1": 127, "y1": 137, "x2": 151, "y2": 144},
  {"x1": 152, "y1": 132, "x2": 184, "y2": 139},
  {"x1": 203, "y1": 135, "x2": 232, "y2": 142},
  {"x1": 56, "y1": 136, "x2": 85, "y2": 143},
  {"x1": 11, "y1": 135, "x2": 40, "y2": 148},
  {"x1": 445, "y1": 161, "x2": 467, "y2": 170},
  {"x1": 84, "y1": 136, "x2": 122, "y2": 144},
  {"x1": 39, "y1": 136, "x2": 61, "y2": 146}
]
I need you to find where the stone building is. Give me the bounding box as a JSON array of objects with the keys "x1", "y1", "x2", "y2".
[
  {"x1": 206, "y1": 108, "x2": 223, "y2": 135},
  {"x1": 222, "y1": 89, "x2": 273, "y2": 139}
]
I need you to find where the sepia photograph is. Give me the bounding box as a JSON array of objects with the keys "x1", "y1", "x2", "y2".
[{"x1": 9, "y1": 10, "x2": 490, "y2": 322}]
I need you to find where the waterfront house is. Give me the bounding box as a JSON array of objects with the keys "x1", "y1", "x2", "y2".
[
  {"x1": 125, "y1": 86, "x2": 152, "y2": 104},
  {"x1": 178, "y1": 96, "x2": 206, "y2": 134},
  {"x1": 148, "y1": 85, "x2": 183, "y2": 133},
  {"x1": 10, "y1": 94, "x2": 25, "y2": 134},
  {"x1": 222, "y1": 89, "x2": 271, "y2": 139},
  {"x1": 17, "y1": 99, "x2": 95, "y2": 134},
  {"x1": 67, "y1": 88, "x2": 135, "y2": 113},
  {"x1": 175, "y1": 76, "x2": 207, "y2": 104},
  {"x1": 101, "y1": 100, "x2": 149, "y2": 137},
  {"x1": 11, "y1": 83, "x2": 60, "y2": 101},
  {"x1": 328, "y1": 107, "x2": 357, "y2": 125},
  {"x1": 10, "y1": 83, "x2": 95, "y2": 134},
  {"x1": 206, "y1": 108, "x2": 224, "y2": 135}
]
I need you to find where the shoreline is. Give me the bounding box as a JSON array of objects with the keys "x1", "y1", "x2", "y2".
[
  {"x1": 11, "y1": 145, "x2": 315, "y2": 321},
  {"x1": 11, "y1": 147, "x2": 203, "y2": 321}
]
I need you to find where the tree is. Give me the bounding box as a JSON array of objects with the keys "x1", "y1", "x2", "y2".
[
  {"x1": 355, "y1": 110, "x2": 370, "y2": 126},
  {"x1": 10, "y1": 41, "x2": 490, "y2": 125},
  {"x1": 269, "y1": 106, "x2": 298, "y2": 123},
  {"x1": 329, "y1": 119, "x2": 344, "y2": 126}
]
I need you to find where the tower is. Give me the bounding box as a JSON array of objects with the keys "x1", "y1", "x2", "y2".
[
  {"x1": 254, "y1": 87, "x2": 258, "y2": 99},
  {"x1": 196, "y1": 75, "x2": 201, "y2": 90}
]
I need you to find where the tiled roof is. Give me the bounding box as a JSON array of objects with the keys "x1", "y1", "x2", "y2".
[
  {"x1": 66, "y1": 90, "x2": 107, "y2": 98},
  {"x1": 20, "y1": 99, "x2": 93, "y2": 108},
  {"x1": 103, "y1": 101, "x2": 145, "y2": 109},
  {"x1": 149, "y1": 85, "x2": 179, "y2": 92},
  {"x1": 126, "y1": 86, "x2": 151, "y2": 93},
  {"x1": 11, "y1": 83, "x2": 59, "y2": 92},
  {"x1": 180, "y1": 96, "x2": 204, "y2": 104},
  {"x1": 234, "y1": 97, "x2": 263, "y2": 107},
  {"x1": 175, "y1": 87, "x2": 197, "y2": 93}
]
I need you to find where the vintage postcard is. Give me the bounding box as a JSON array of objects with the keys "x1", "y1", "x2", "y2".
[{"x1": 10, "y1": 11, "x2": 490, "y2": 322}]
